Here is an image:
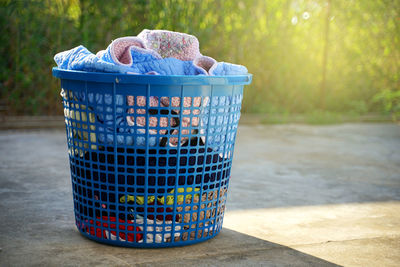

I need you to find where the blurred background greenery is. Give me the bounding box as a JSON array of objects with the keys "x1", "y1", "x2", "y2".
[{"x1": 1, "y1": 0, "x2": 399, "y2": 122}]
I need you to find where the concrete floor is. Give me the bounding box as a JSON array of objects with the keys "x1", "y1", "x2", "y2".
[{"x1": 0, "y1": 123, "x2": 399, "y2": 266}]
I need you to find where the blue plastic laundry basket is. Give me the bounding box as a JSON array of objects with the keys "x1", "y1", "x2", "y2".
[{"x1": 52, "y1": 67, "x2": 252, "y2": 248}]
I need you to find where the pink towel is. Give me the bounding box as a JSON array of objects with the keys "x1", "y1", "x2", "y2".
[
  {"x1": 98, "y1": 30, "x2": 222, "y2": 76},
  {"x1": 138, "y1": 29, "x2": 218, "y2": 74},
  {"x1": 138, "y1": 29, "x2": 200, "y2": 61}
]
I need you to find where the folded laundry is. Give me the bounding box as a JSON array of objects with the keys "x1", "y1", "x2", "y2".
[{"x1": 54, "y1": 29, "x2": 248, "y2": 76}]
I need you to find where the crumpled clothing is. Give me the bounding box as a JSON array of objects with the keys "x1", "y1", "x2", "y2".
[
  {"x1": 79, "y1": 215, "x2": 181, "y2": 243},
  {"x1": 127, "y1": 95, "x2": 205, "y2": 146},
  {"x1": 81, "y1": 216, "x2": 143, "y2": 242},
  {"x1": 135, "y1": 216, "x2": 182, "y2": 243},
  {"x1": 62, "y1": 83, "x2": 208, "y2": 149},
  {"x1": 99, "y1": 38, "x2": 208, "y2": 75},
  {"x1": 61, "y1": 89, "x2": 97, "y2": 157},
  {"x1": 72, "y1": 143, "x2": 225, "y2": 207},
  {"x1": 57, "y1": 31, "x2": 246, "y2": 150},
  {"x1": 126, "y1": 94, "x2": 243, "y2": 149},
  {"x1": 78, "y1": 141, "x2": 226, "y2": 191},
  {"x1": 62, "y1": 89, "x2": 158, "y2": 148},
  {"x1": 209, "y1": 61, "x2": 248, "y2": 76},
  {"x1": 120, "y1": 187, "x2": 200, "y2": 206},
  {"x1": 80, "y1": 215, "x2": 215, "y2": 243},
  {"x1": 81, "y1": 189, "x2": 223, "y2": 243},
  {"x1": 63, "y1": 86, "x2": 241, "y2": 151},
  {"x1": 54, "y1": 29, "x2": 248, "y2": 76},
  {"x1": 54, "y1": 45, "x2": 134, "y2": 74},
  {"x1": 138, "y1": 29, "x2": 200, "y2": 60},
  {"x1": 136, "y1": 29, "x2": 246, "y2": 75},
  {"x1": 55, "y1": 44, "x2": 207, "y2": 76},
  {"x1": 102, "y1": 217, "x2": 182, "y2": 244},
  {"x1": 201, "y1": 94, "x2": 243, "y2": 151}
]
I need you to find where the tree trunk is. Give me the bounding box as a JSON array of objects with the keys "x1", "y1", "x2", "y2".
[{"x1": 320, "y1": 0, "x2": 331, "y2": 109}]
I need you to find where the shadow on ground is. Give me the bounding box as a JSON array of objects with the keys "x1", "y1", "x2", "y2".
[{"x1": 0, "y1": 226, "x2": 340, "y2": 266}]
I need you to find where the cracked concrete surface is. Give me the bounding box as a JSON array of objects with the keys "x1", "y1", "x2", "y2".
[{"x1": 0, "y1": 123, "x2": 399, "y2": 266}]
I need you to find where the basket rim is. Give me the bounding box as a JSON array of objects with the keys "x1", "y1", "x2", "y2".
[{"x1": 52, "y1": 67, "x2": 252, "y2": 86}]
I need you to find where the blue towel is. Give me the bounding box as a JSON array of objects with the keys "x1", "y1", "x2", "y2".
[
  {"x1": 105, "y1": 49, "x2": 208, "y2": 75},
  {"x1": 209, "y1": 62, "x2": 249, "y2": 76},
  {"x1": 54, "y1": 45, "x2": 248, "y2": 76},
  {"x1": 54, "y1": 46, "x2": 134, "y2": 74}
]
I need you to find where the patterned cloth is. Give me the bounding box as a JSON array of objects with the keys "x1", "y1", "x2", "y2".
[
  {"x1": 126, "y1": 95, "x2": 204, "y2": 146},
  {"x1": 138, "y1": 29, "x2": 200, "y2": 60}
]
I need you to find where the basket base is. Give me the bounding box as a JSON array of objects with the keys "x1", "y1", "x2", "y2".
[{"x1": 77, "y1": 226, "x2": 222, "y2": 248}]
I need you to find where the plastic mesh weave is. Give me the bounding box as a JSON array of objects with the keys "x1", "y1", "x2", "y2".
[{"x1": 58, "y1": 73, "x2": 247, "y2": 248}]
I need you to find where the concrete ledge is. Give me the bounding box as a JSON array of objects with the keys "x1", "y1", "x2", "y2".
[
  {"x1": 239, "y1": 113, "x2": 394, "y2": 125},
  {"x1": 0, "y1": 114, "x2": 394, "y2": 130},
  {"x1": 0, "y1": 116, "x2": 65, "y2": 130}
]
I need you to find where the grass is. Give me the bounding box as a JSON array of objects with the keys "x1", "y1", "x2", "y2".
[{"x1": 253, "y1": 111, "x2": 394, "y2": 125}]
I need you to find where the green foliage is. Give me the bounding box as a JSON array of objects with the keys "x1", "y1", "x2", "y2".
[
  {"x1": 1, "y1": 0, "x2": 399, "y2": 118},
  {"x1": 304, "y1": 110, "x2": 343, "y2": 125},
  {"x1": 372, "y1": 89, "x2": 400, "y2": 120}
]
